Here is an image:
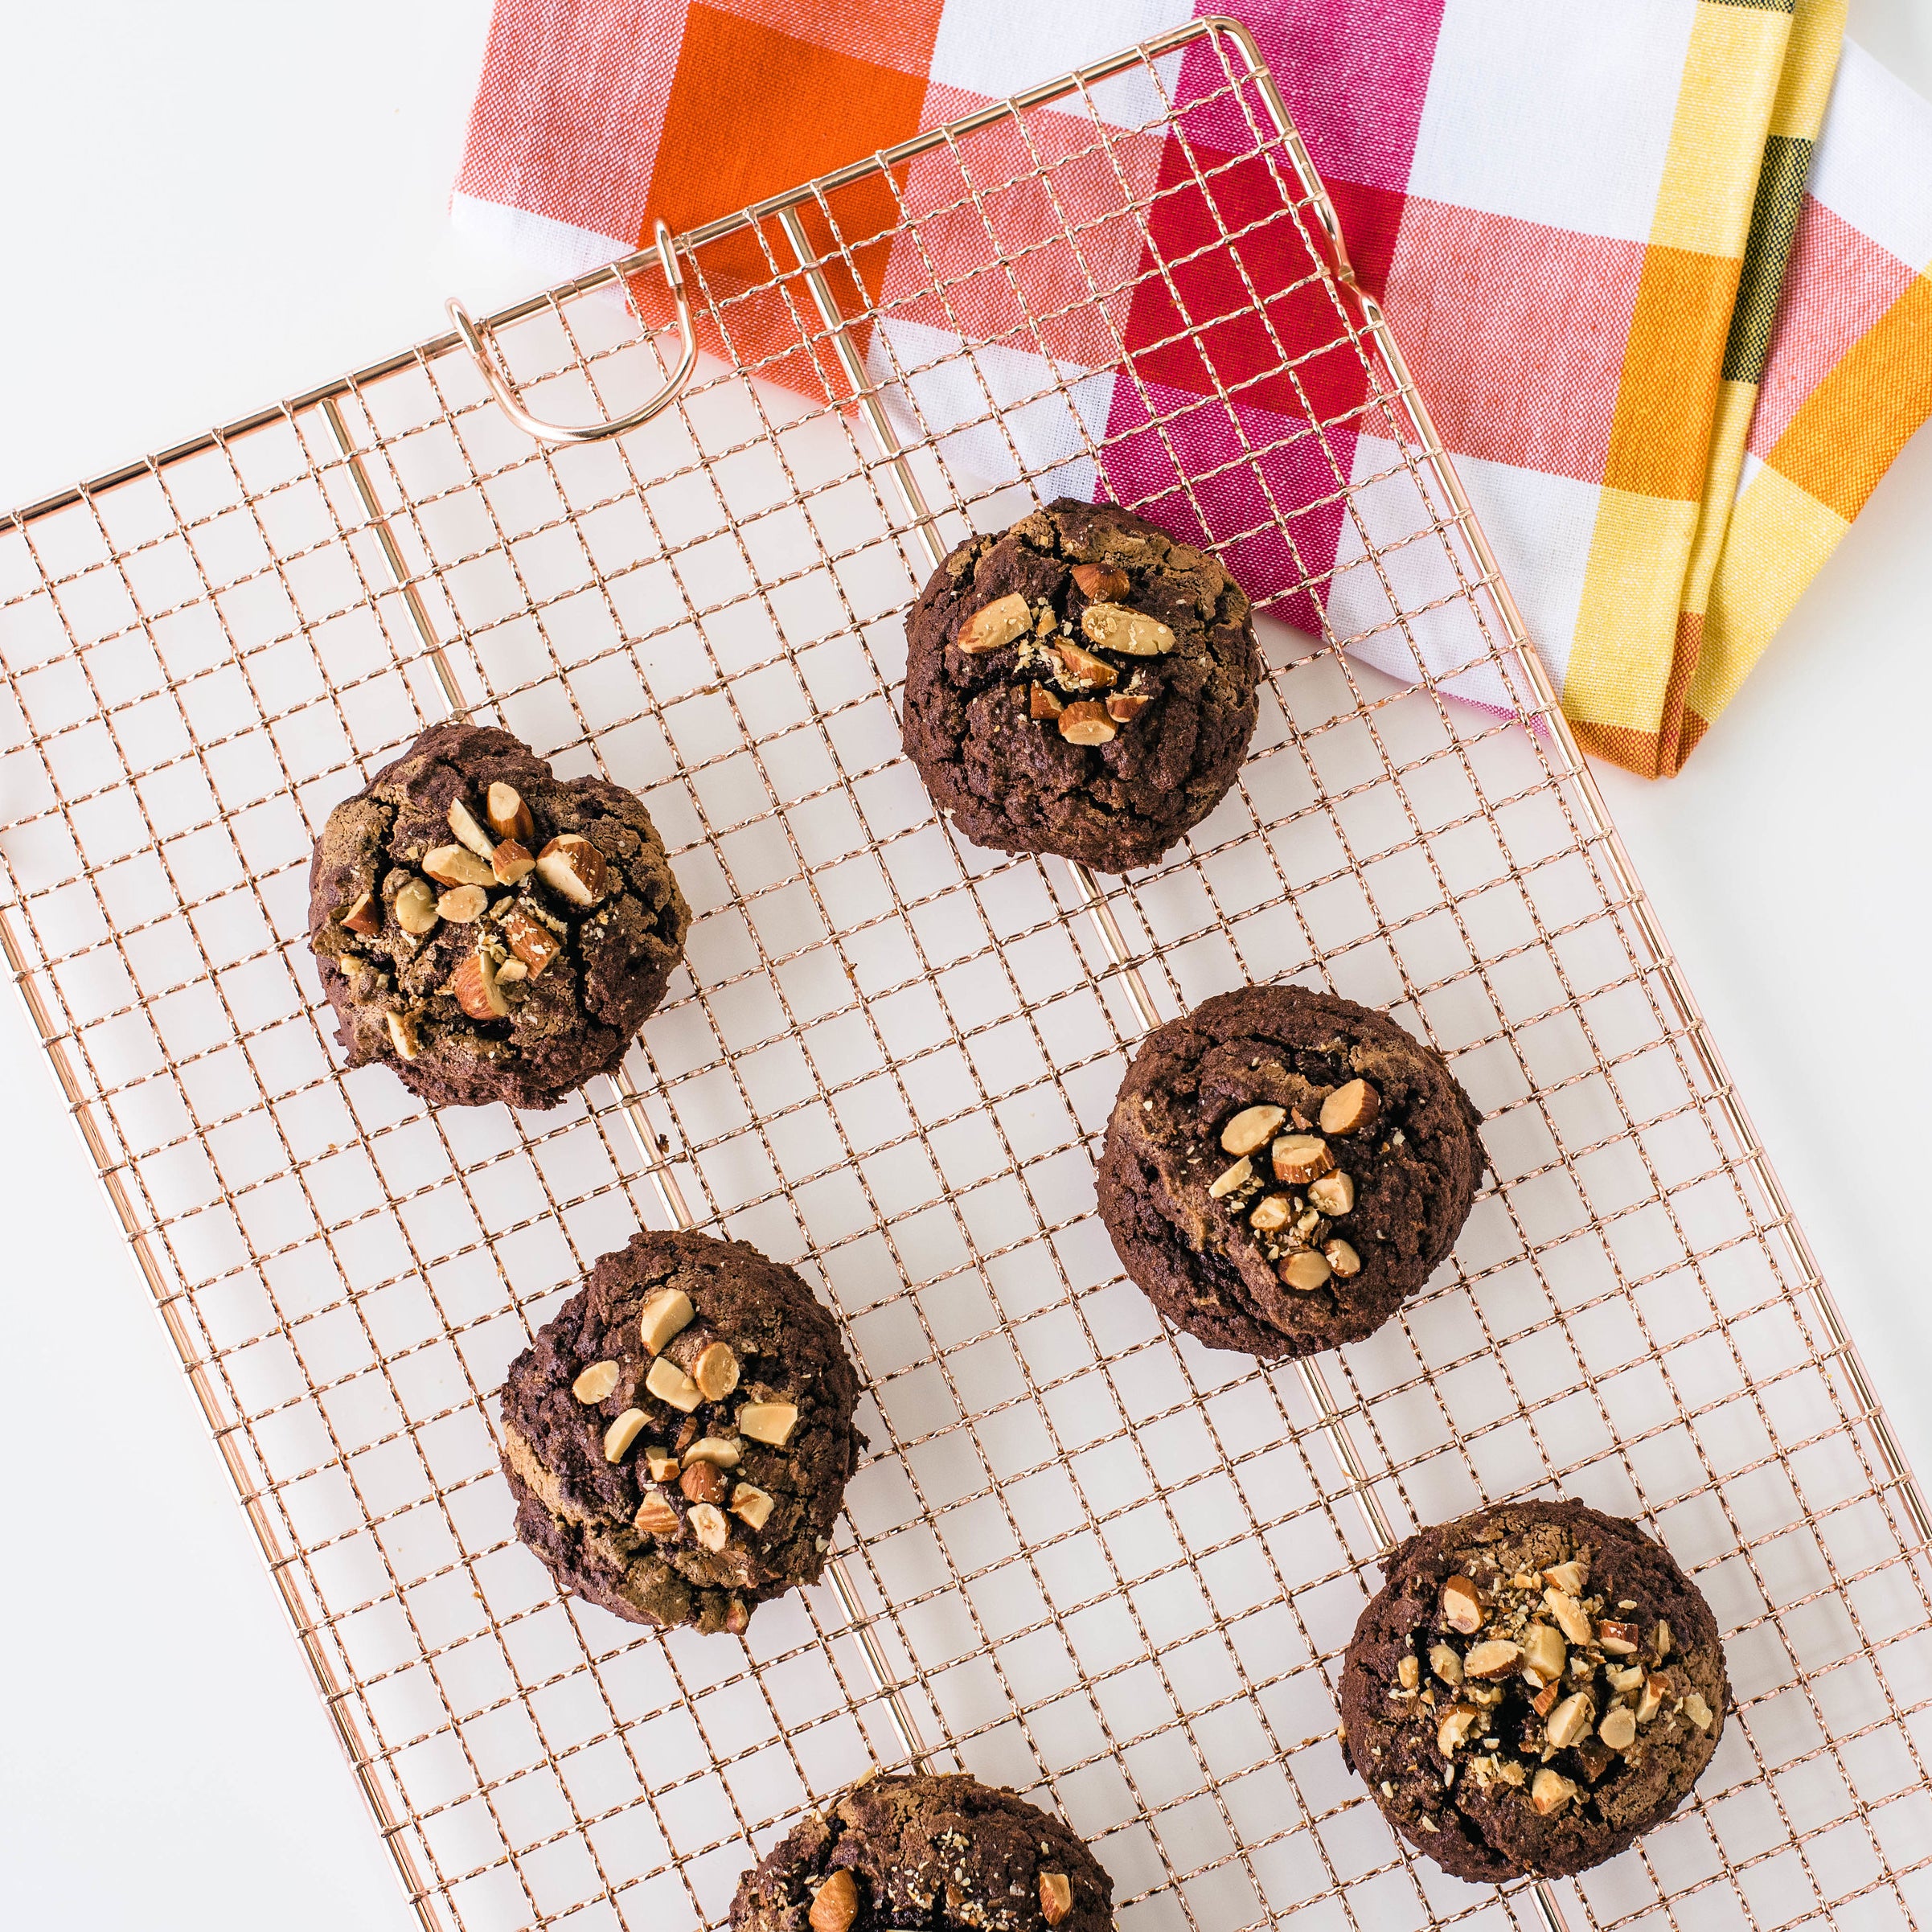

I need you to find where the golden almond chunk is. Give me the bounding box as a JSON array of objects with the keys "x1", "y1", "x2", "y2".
[
  {"x1": 679, "y1": 1460, "x2": 728, "y2": 1505},
  {"x1": 1221, "y1": 1104, "x2": 1286, "y2": 1155},
  {"x1": 1397, "y1": 1655, "x2": 1421, "y2": 1691},
  {"x1": 1318, "y1": 1077, "x2": 1380, "y2": 1137},
  {"x1": 1029, "y1": 683, "x2": 1064, "y2": 721},
  {"x1": 644, "y1": 1447, "x2": 680, "y2": 1483},
  {"x1": 1038, "y1": 1872, "x2": 1073, "y2": 1927},
  {"x1": 1249, "y1": 1194, "x2": 1291, "y2": 1233},
  {"x1": 1636, "y1": 1674, "x2": 1667, "y2": 1724},
  {"x1": 1544, "y1": 1587, "x2": 1594, "y2": 1647},
  {"x1": 491, "y1": 839, "x2": 535, "y2": 888},
  {"x1": 1436, "y1": 1704, "x2": 1479, "y2": 1754},
  {"x1": 1542, "y1": 1560, "x2": 1586, "y2": 1595},
  {"x1": 536, "y1": 833, "x2": 609, "y2": 906},
  {"x1": 1429, "y1": 1641, "x2": 1463, "y2": 1685},
  {"x1": 1105, "y1": 691, "x2": 1151, "y2": 723},
  {"x1": 683, "y1": 1437, "x2": 740, "y2": 1467},
  {"x1": 740, "y1": 1400, "x2": 799, "y2": 1446},
  {"x1": 1440, "y1": 1574, "x2": 1484, "y2": 1635},
  {"x1": 449, "y1": 950, "x2": 509, "y2": 1019},
  {"x1": 954, "y1": 592, "x2": 1030, "y2": 654},
  {"x1": 687, "y1": 1501, "x2": 729, "y2": 1552},
  {"x1": 423, "y1": 843, "x2": 494, "y2": 888},
  {"x1": 730, "y1": 1482, "x2": 773, "y2": 1531},
  {"x1": 809, "y1": 1870, "x2": 859, "y2": 1932},
  {"x1": 1521, "y1": 1622, "x2": 1567, "y2": 1684},
  {"x1": 571, "y1": 1360, "x2": 620, "y2": 1404},
  {"x1": 1069, "y1": 561, "x2": 1129, "y2": 601},
  {"x1": 634, "y1": 1491, "x2": 679, "y2": 1536},
  {"x1": 1057, "y1": 699, "x2": 1116, "y2": 745},
  {"x1": 1208, "y1": 1156, "x2": 1253, "y2": 1200},
  {"x1": 501, "y1": 904, "x2": 561, "y2": 978},
  {"x1": 1055, "y1": 638, "x2": 1116, "y2": 687},
  {"x1": 1597, "y1": 1618, "x2": 1642, "y2": 1655},
  {"x1": 1271, "y1": 1134, "x2": 1335, "y2": 1184},
  {"x1": 1080, "y1": 601, "x2": 1175, "y2": 656},
  {"x1": 385, "y1": 1011, "x2": 420, "y2": 1060},
  {"x1": 1278, "y1": 1250, "x2": 1331, "y2": 1291},
  {"x1": 394, "y1": 878, "x2": 440, "y2": 937},
  {"x1": 486, "y1": 781, "x2": 535, "y2": 846},
  {"x1": 447, "y1": 798, "x2": 496, "y2": 860},
  {"x1": 1530, "y1": 1768, "x2": 1577, "y2": 1816},
  {"x1": 638, "y1": 1288, "x2": 695, "y2": 1354},
  {"x1": 437, "y1": 884, "x2": 488, "y2": 924},
  {"x1": 338, "y1": 890, "x2": 379, "y2": 937},
  {"x1": 1682, "y1": 1691, "x2": 1713, "y2": 1730},
  {"x1": 1307, "y1": 1171, "x2": 1354, "y2": 1216},
  {"x1": 1544, "y1": 1691, "x2": 1594, "y2": 1749},
  {"x1": 602, "y1": 1408, "x2": 647, "y2": 1462},
  {"x1": 645, "y1": 1356, "x2": 703, "y2": 1412},
  {"x1": 693, "y1": 1341, "x2": 740, "y2": 1403},
  {"x1": 1463, "y1": 1639, "x2": 1522, "y2": 1680},
  {"x1": 1323, "y1": 1239, "x2": 1361, "y2": 1278},
  {"x1": 1598, "y1": 1704, "x2": 1638, "y2": 1751},
  {"x1": 494, "y1": 958, "x2": 528, "y2": 983}
]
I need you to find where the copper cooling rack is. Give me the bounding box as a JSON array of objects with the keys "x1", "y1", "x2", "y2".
[{"x1": 4, "y1": 19, "x2": 1929, "y2": 1932}]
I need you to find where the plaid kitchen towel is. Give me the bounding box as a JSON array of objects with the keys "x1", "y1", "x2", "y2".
[{"x1": 453, "y1": 2, "x2": 1932, "y2": 777}]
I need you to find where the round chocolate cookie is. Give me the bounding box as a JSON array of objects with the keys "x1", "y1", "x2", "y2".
[
  {"x1": 900, "y1": 498, "x2": 1260, "y2": 872},
  {"x1": 1096, "y1": 984, "x2": 1483, "y2": 1359},
  {"x1": 307, "y1": 721, "x2": 690, "y2": 1110},
  {"x1": 729, "y1": 1772, "x2": 1112, "y2": 1932},
  {"x1": 1340, "y1": 1499, "x2": 1729, "y2": 1882},
  {"x1": 498, "y1": 1229, "x2": 863, "y2": 1635}
]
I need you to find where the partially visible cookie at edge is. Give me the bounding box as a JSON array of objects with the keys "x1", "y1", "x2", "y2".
[
  {"x1": 1339, "y1": 1498, "x2": 1729, "y2": 1881},
  {"x1": 499, "y1": 1228, "x2": 863, "y2": 1636},
  {"x1": 901, "y1": 497, "x2": 1261, "y2": 872},
  {"x1": 1096, "y1": 983, "x2": 1484, "y2": 1358},
  {"x1": 729, "y1": 1772, "x2": 1113, "y2": 1932},
  {"x1": 307, "y1": 720, "x2": 690, "y2": 1110}
]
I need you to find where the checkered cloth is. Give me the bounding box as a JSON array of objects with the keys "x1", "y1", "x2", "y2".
[{"x1": 454, "y1": 2, "x2": 1932, "y2": 777}]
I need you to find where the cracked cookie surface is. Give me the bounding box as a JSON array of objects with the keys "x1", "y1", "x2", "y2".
[
  {"x1": 1340, "y1": 1499, "x2": 1729, "y2": 1881},
  {"x1": 729, "y1": 1773, "x2": 1112, "y2": 1932},
  {"x1": 499, "y1": 1229, "x2": 863, "y2": 1635},
  {"x1": 307, "y1": 721, "x2": 690, "y2": 1110},
  {"x1": 1097, "y1": 984, "x2": 1484, "y2": 1358},
  {"x1": 901, "y1": 498, "x2": 1260, "y2": 872}
]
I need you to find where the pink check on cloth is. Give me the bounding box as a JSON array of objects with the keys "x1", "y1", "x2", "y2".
[{"x1": 454, "y1": 2, "x2": 1932, "y2": 777}]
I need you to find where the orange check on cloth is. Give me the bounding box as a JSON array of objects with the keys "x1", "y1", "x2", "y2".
[{"x1": 454, "y1": 1, "x2": 1932, "y2": 777}]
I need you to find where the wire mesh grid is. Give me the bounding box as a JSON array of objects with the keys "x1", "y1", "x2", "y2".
[{"x1": 3, "y1": 19, "x2": 1930, "y2": 1932}]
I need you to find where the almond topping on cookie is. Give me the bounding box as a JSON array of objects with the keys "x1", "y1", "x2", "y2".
[
  {"x1": 1323, "y1": 1239, "x2": 1361, "y2": 1278},
  {"x1": 1080, "y1": 601, "x2": 1175, "y2": 656},
  {"x1": 740, "y1": 1401, "x2": 799, "y2": 1446},
  {"x1": 1221, "y1": 1104, "x2": 1287, "y2": 1155},
  {"x1": 571, "y1": 1360, "x2": 621, "y2": 1404},
  {"x1": 1522, "y1": 1622, "x2": 1567, "y2": 1684},
  {"x1": 693, "y1": 1342, "x2": 740, "y2": 1403},
  {"x1": 1039, "y1": 1872, "x2": 1073, "y2": 1926},
  {"x1": 602, "y1": 1408, "x2": 647, "y2": 1462},
  {"x1": 385, "y1": 1011, "x2": 420, "y2": 1060},
  {"x1": 687, "y1": 1501, "x2": 729, "y2": 1552},
  {"x1": 1530, "y1": 1768, "x2": 1577, "y2": 1816},
  {"x1": 423, "y1": 843, "x2": 494, "y2": 888},
  {"x1": 486, "y1": 781, "x2": 535, "y2": 846},
  {"x1": 1249, "y1": 1194, "x2": 1292, "y2": 1233},
  {"x1": 436, "y1": 884, "x2": 488, "y2": 924},
  {"x1": 638, "y1": 1288, "x2": 695, "y2": 1354},
  {"x1": 1054, "y1": 638, "x2": 1115, "y2": 687},
  {"x1": 1271, "y1": 1134, "x2": 1335, "y2": 1184},
  {"x1": 1278, "y1": 1250, "x2": 1331, "y2": 1291},
  {"x1": 729, "y1": 1482, "x2": 773, "y2": 1531},
  {"x1": 1208, "y1": 1156, "x2": 1253, "y2": 1199},
  {"x1": 394, "y1": 878, "x2": 440, "y2": 937},
  {"x1": 1029, "y1": 683, "x2": 1064, "y2": 720},
  {"x1": 1544, "y1": 1587, "x2": 1594, "y2": 1647},
  {"x1": 645, "y1": 1357, "x2": 703, "y2": 1412},
  {"x1": 1318, "y1": 1078, "x2": 1380, "y2": 1136},
  {"x1": 634, "y1": 1491, "x2": 679, "y2": 1536},
  {"x1": 536, "y1": 833, "x2": 609, "y2": 906},
  {"x1": 447, "y1": 798, "x2": 496, "y2": 860},
  {"x1": 955, "y1": 593, "x2": 1031, "y2": 654},
  {"x1": 338, "y1": 890, "x2": 379, "y2": 937},
  {"x1": 683, "y1": 1436, "x2": 740, "y2": 1467},
  {"x1": 679, "y1": 1460, "x2": 728, "y2": 1505},
  {"x1": 1307, "y1": 1171, "x2": 1354, "y2": 1216},
  {"x1": 1070, "y1": 561, "x2": 1130, "y2": 601},
  {"x1": 1545, "y1": 1692, "x2": 1594, "y2": 1749},
  {"x1": 1464, "y1": 1639, "x2": 1522, "y2": 1680},
  {"x1": 1441, "y1": 1575, "x2": 1484, "y2": 1635},
  {"x1": 1057, "y1": 699, "x2": 1116, "y2": 745},
  {"x1": 809, "y1": 1871, "x2": 859, "y2": 1932},
  {"x1": 1105, "y1": 691, "x2": 1151, "y2": 723},
  {"x1": 490, "y1": 839, "x2": 535, "y2": 888},
  {"x1": 1598, "y1": 1704, "x2": 1638, "y2": 1752}
]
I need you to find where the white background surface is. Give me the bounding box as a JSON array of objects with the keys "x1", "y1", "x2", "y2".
[{"x1": 2, "y1": 4, "x2": 1929, "y2": 1926}]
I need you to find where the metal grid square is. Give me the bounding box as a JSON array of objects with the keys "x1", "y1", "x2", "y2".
[{"x1": 3, "y1": 20, "x2": 1929, "y2": 1932}]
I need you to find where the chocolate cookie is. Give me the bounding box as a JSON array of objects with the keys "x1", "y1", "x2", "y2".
[
  {"x1": 307, "y1": 721, "x2": 690, "y2": 1110},
  {"x1": 1096, "y1": 984, "x2": 1483, "y2": 1358},
  {"x1": 498, "y1": 1229, "x2": 863, "y2": 1635},
  {"x1": 1340, "y1": 1499, "x2": 1729, "y2": 1882},
  {"x1": 729, "y1": 1772, "x2": 1112, "y2": 1932},
  {"x1": 901, "y1": 498, "x2": 1260, "y2": 872}
]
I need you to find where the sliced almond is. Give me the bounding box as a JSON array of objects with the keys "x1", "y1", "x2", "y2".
[
  {"x1": 1323, "y1": 1239, "x2": 1361, "y2": 1278},
  {"x1": 449, "y1": 950, "x2": 509, "y2": 1020},
  {"x1": 448, "y1": 798, "x2": 496, "y2": 860},
  {"x1": 730, "y1": 1482, "x2": 773, "y2": 1531},
  {"x1": 1278, "y1": 1250, "x2": 1331, "y2": 1291},
  {"x1": 645, "y1": 1356, "x2": 703, "y2": 1412},
  {"x1": 1463, "y1": 1639, "x2": 1522, "y2": 1680},
  {"x1": 1544, "y1": 1587, "x2": 1594, "y2": 1647},
  {"x1": 437, "y1": 884, "x2": 488, "y2": 925},
  {"x1": 1080, "y1": 601, "x2": 1175, "y2": 656},
  {"x1": 693, "y1": 1341, "x2": 740, "y2": 1403},
  {"x1": 1397, "y1": 1655, "x2": 1421, "y2": 1692},
  {"x1": 501, "y1": 903, "x2": 561, "y2": 978},
  {"x1": 1208, "y1": 1155, "x2": 1253, "y2": 1200},
  {"x1": 1542, "y1": 1560, "x2": 1587, "y2": 1595},
  {"x1": 394, "y1": 877, "x2": 440, "y2": 937},
  {"x1": 809, "y1": 1870, "x2": 859, "y2": 1932},
  {"x1": 683, "y1": 1436, "x2": 740, "y2": 1468},
  {"x1": 1249, "y1": 1194, "x2": 1291, "y2": 1233},
  {"x1": 571, "y1": 1359, "x2": 621, "y2": 1404},
  {"x1": 1530, "y1": 1680, "x2": 1561, "y2": 1717},
  {"x1": 1682, "y1": 1691, "x2": 1713, "y2": 1730},
  {"x1": 602, "y1": 1408, "x2": 647, "y2": 1462},
  {"x1": 1221, "y1": 1104, "x2": 1287, "y2": 1156},
  {"x1": 491, "y1": 839, "x2": 535, "y2": 888},
  {"x1": 1054, "y1": 638, "x2": 1115, "y2": 688},
  {"x1": 1655, "y1": 1619, "x2": 1673, "y2": 1659},
  {"x1": 1271, "y1": 1134, "x2": 1335, "y2": 1185},
  {"x1": 1105, "y1": 692, "x2": 1151, "y2": 723},
  {"x1": 644, "y1": 1446, "x2": 681, "y2": 1483},
  {"x1": 1606, "y1": 1663, "x2": 1646, "y2": 1694},
  {"x1": 634, "y1": 1491, "x2": 679, "y2": 1536},
  {"x1": 1307, "y1": 1171, "x2": 1354, "y2": 1216},
  {"x1": 494, "y1": 958, "x2": 528, "y2": 983},
  {"x1": 954, "y1": 592, "x2": 1030, "y2": 654},
  {"x1": 638, "y1": 1287, "x2": 695, "y2": 1355},
  {"x1": 385, "y1": 1010, "x2": 420, "y2": 1061},
  {"x1": 1598, "y1": 1704, "x2": 1638, "y2": 1752},
  {"x1": 1318, "y1": 1078, "x2": 1380, "y2": 1137},
  {"x1": 1521, "y1": 1622, "x2": 1566, "y2": 1684},
  {"x1": 1429, "y1": 1641, "x2": 1463, "y2": 1685},
  {"x1": 338, "y1": 889, "x2": 379, "y2": 937},
  {"x1": 687, "y1": 1501, "x2": 729, "y2": 1553},
  {"x1": 1530, "y1": 1768, "x2": 1576, "y2": 1817},
  {"x1": 1636, "y1": 1674, "x2": 1667, "y2": 1724},
  {"x1": 486, "y1": 781, "x2": 535, "y2": 846},
  {"x1": 1597, "y1": 1618, "x2": 1642, "y2": 1655},
  {"x1": 1070, "y1": 561, "x2": 1130, "y2": 601},
  {"x1": 1436, "y1": 1704, "x2": 1479, "y2": 1755},
  {"x1": 679, "y1": 1459, "x2": 728, "y2": 1505},
  {"x1": 1057, "y1": 699, "x2": 1116, "y2": 746},
  {"x1": 1544, "y1": 1691, "x2": 1594, "y2": 1749},
  {"x1": 423, "y1": 843, "x2": 494, "y2": 888},
  {"x1": 536, "y1": 833, "x2": 609, "y2": 906},
  {"x1": 1029, "y1": 683, "x2": 1064, "y2": 721},
  {"x1": 1038, "y1": 1870, "x2": 1073, "y2": 1928},
  {"x1": 1441, "y1": 1575, "x2": 1484, "y2": 1635},
  {"x1": 739, "y1": 1400, "x2": 798, "y2": 1446}
]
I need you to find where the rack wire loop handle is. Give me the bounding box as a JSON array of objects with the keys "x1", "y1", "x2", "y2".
[{"x1": 445, "y1": 219, "x2": 699, "y2": 445}]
